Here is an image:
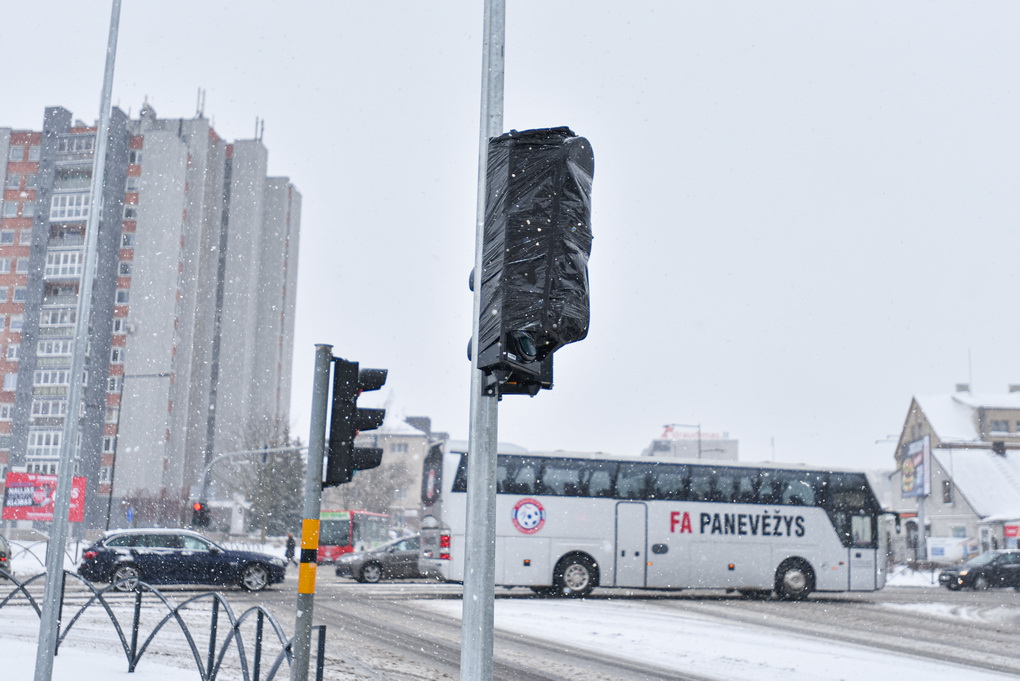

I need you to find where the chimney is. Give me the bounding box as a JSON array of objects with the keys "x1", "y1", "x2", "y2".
[{"x1": 955, "y1": 383, "x2": 970, "y2": 393}]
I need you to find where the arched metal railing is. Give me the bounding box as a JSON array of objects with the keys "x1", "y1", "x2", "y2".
[{"x1": 0, "y1": 568, "x2": 324, "y2": 681}]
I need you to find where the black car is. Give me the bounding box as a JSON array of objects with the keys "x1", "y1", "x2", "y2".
[
  {"x1": 78, "y1": 528, "x2": 286, "y2": 592},
  {"x1": 335, "y1": 535, "x2": 422, "y2": 583},
  {"x1": 939, "y1": 549, "x2": 1020, "y2": 591}
]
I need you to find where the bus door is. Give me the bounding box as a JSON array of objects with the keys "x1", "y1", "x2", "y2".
[
  {"x1": 615, "y1": 502, "x2": 647, "y2": 587},
  {"x1": 848, "y1": 514, "x2": 877, "y2": 591}
]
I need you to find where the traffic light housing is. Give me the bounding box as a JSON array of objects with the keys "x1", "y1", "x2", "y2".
[
  {"x1": 325, "y1": 358, "x2": 388, "y2": 487},
  {"x1": 476, "y1": 127, "x2": 594, "y2": 395},
  {"x1": 191, "y1": 501, "x2": 210, "y2": 528}
]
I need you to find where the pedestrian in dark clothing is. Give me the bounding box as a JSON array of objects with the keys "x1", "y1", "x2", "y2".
[{"x1": 285, "y1": 532, "x2": 297, "y2": 566}]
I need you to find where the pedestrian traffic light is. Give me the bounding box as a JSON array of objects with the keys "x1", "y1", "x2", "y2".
[
  {"x1": 324, "y1": 357, "x2": 388, "y2": 487},
  {"x1": 191, "y1": 501, "x2": 210, "y2": 528},
  {"x1": 475, "y1": 127, "x2": 594, "y2": 396}
]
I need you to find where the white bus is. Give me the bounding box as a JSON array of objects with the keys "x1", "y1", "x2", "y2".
[{"x1": 419, "y1": 442, "x2": 888, "y2": 599}]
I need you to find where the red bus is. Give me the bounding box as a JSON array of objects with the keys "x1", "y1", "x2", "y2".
[{"x1": 317, "y1": 510, "x2": 390, "y2": 563}]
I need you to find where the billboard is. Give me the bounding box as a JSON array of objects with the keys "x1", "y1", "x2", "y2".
[
  {"x1": 2, "y1": 472, "x2": 86, "y2": 522},
  {"x1": 900, "y1": 435, "x2": 931, "y2": 499}
]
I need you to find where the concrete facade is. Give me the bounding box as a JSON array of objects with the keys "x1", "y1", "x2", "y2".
[{"x1": 0, "y1": 105, "x2": 300, "y2": 530}]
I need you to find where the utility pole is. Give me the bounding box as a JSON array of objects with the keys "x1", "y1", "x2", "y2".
[
  {"x1": 289, "y1": 345, "x2": 332, "y2": 681},
  {"x1": 34, "y1": 1, "x2": 121, "y2": 679},
  {"x1": 461, "y1": 1, "x2": 505, "y2": 679}
]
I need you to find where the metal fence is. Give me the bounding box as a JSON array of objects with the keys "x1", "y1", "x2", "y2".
[{"x1": 0, "y1": 568, "x2": 325, "y2": 681}]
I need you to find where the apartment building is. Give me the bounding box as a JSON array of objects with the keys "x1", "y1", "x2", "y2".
[{"x1": 0, "y1": 104, "x2": 300, "y2": 529}]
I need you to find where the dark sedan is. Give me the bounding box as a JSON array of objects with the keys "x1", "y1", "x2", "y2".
[
  {"x1": 78, "y1": 528, "x2": 286, "y2": 592},
  {"x1": 335, "y1": 535, "x2": 421, "y2": 583},
  {"x1": 939, "y1": 549, "x2": 1020, "y2": 591}
]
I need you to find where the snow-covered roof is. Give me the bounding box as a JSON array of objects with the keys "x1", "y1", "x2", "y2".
[
  {"x1": 934, "y1": 448, "x2": 1020, "y2": 519},
  {"x1": 913, "y1": 393, "x2": 981, "y2": 443}
]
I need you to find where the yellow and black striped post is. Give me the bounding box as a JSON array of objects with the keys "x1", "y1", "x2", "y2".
[
  {"x1": 290, "y1": 345, "x2": 332, "y2": 681},
  {"x1": 297, "y1": 518, "x2": 320, "y2": 595}
]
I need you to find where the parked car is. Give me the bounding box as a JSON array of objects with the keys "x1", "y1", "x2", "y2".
[
  {"x1": 78, "y1": 528, "x2": 286, "y2": 592},
  {"x1": 0, "y1": 535, "x2": 10, "y2": 576},
  {"x1": 939, "y1": 549, "x2": 1020, "y2": 591},
  {"x1": 335, "y1": 534, "x2": 421, "y2": 583}
]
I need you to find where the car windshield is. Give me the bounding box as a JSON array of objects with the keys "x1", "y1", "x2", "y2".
[{"x1": 963, "y1": 552, "x2": 1001, "y2": 567}]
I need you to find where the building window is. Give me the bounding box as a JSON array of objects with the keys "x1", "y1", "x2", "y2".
[
  {"x1": 0, "y1": 258, "x2": 10, "y2": 273},
  {"x1": 5, "y1": 344, "x2": 17, "y2": 361},
  {"x1": 37, "y1": 340, "x2": 72, "y2": 356},
  {"x1": 50, "y1": 193, "x2": 91, "y2": 221},
  {"x1": 112, "y1": 318, "x2": 126, "y2": 333},
  {"x1": 115, "y1": 289, "x2": 129, "y2": 304},
  {"x1": 951, "y1": 525, "x2": 967, "y2": 539},
  {"x1": 3, "y1": 374, "x2": 16, "y2": 391},
  {"x1": 990, "y1": 419, "x2": 1010, "y2": 434},
  {"x1": 45, "y1": 251, "x2": 82, "y2": 277},
  {"x1": 110, "y1": 347, "x2": 124, "y2": 363},
  {"x1": 0, "y1": 289, "x2": 8, "y2": 303},
  {"x1": 8, "y1": 147, "x2": 23, "y2": 161},
  {"x1": 16, "y1": 257, "x2": 28, "y2": 273},
  {"x1": 390, "y1": 442, "x2": 409, "y2": 453},
  {"x1": 1, "y1": 205, "x2": 16, "y2": 219},
  {"x1": 27, "y1": 430, "x2": 61, "y2": 457},
  {"x1": 128, "y1": 150, "x2": 142, "y2": 164},
  {"x1": 24, "y1": 174, "x2": 37, "y2": 189},
  {"x1": 107, "y1": 376, "x2": 121, "y2": 392},
  {"x1": 9, "y1": 315, "x2": 23, "y2": 331},
  {"x1": 4, "y1": 174, "x2": 20, "y2": 190},
  {"x1": 125, "y1": 175, "x2": 140, "y2": 192},
  {"x1": 57, "y1": 135, "x2": 95, "y2": 154},
  {"x1": 0, "y1": 403, "x2": 12, "y2": 420},
  {"x1": 27, "y1": 146, "x2": 41, "y2": 161},
  {"x1": 123, "y1": 205, "x2": 138, "y2": 220},
  {"x1": 121, "y1": 233, "x2": 134, "y2": 247},
  {"x1": 118, "y1": 262, "x2": 132, "y2": 276},
  {"x1": 33, "y1": 370, "x2": 69, "y2": 386},
  {"x1": 12, "y1": 288, "x2": 26, "y2": 302},
  {"x1": 942, "y1": 479, "x2": 954, "y2": 504},
  {"x1": 40, "y1": 308, "x2": 75, "y2": 327},
  {"x1": 103, "y1": 435, "x2": 116, "y2": 453},
  {"x1": 31, "y1": 400, "x2": 66, "y2": 417},
  {"x1": 99, "y1": 466, "x2": 111, "y2": 483},
  {"x1": 21, "y1": 203, "x2": 35, "y2": 218},
  {"x1": 105, "y1": 406, "x2": 119, "y2": 423}
]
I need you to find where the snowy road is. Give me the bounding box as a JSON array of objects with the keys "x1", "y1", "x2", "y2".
[{"x1": 6, "y1": 576, "x2": 1020, "y2": 680}]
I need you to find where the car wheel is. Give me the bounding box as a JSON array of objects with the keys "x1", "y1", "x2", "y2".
[
  {"x1": 240, "y1": 563, "x2": 270, "y2": 592},
  {"x1": 775, "y1": 560, "x2": 814, "y2": 601},
  {"x1": 945, "y1": 582, "x2": 962, "y2": 591},
  {"x1": 111, "y1": 564, "x2": 140, "y2": 592},
  {"x1": 972, "y1": 575, "x2": 990, "y2": 591},
  {"x1": 554, "y1": 555, "x2": 597, "y2": 598},
  {"x1": 359, "y1": 562, "x2": 383, "y2": 584}
]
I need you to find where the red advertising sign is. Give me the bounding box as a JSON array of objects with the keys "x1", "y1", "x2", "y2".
[
  {"x1": 1005, "y1": 525, "x2": 1019, "y2": 538},
  {"x1": 2, "y1": 472, "x2": 86, "y2": 522}
]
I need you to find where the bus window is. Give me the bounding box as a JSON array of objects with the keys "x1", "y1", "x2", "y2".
[
  {"x1": 580, "y1": 460, "x2": 617, "y2": 498},
  {"x1": 650, "y1": 464, "x2": 685, "y2": 500},
  {"x1": 851, "y1": 514, "x2": 874, "y2": 548},
  {"x1": 539, "y1": 459, "x2": 586, "y2": 496},
  {"x1": 688, "y1": 467, "x2": 713, "y2": 501},
  {"x1": 779, "y1": 471, "x2": 822, "y2": 506},
  {"x1": 733, "y1": 469, "x2": 757, "y2": 503},
  {"x1": 757, "y1": 470, "x2": 782, "y2": 504},
  {"x1": 499, "y1": 456, "x2": 539, "y2": 495},
  {"x1": 616, "y1": 463, "x2": 651, "y2": 500}
]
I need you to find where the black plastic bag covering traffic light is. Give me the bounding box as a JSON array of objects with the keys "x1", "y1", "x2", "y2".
[{"x1": 477, "y1": 127, "x2": 594, "y2": 381}]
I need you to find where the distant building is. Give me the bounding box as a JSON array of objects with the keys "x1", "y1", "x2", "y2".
[
  {"x1": 887, "y1": 385, "x2": 1020, "y2": 562},
  {"x1": 642, "y1": 425, "x2": 739, "y2": 460},
  {"x1": 0, "y1": 104, "x2": 300, "y2": 529}
]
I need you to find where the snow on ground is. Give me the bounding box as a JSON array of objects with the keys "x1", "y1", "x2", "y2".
[
  {"x1": 416, "y1": 598, "x2": 1014, "y2": 681},
  {"x1": 884, "y1": 564, "x2": 943, "y2": 588},
  {"x1": 6, "y1": 637, "x2": 190, "y2": 680}
]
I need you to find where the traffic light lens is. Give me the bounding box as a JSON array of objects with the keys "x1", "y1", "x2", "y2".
[
  {"x1": 509, "y1": 331, "x2": 538, "y2": 362},
  {"x1": 193, "y1": 502, "x2": 203, "y2": 511}
]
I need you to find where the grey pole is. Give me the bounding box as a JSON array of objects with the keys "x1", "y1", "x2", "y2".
[
  {"x1": 461, "y1": 0, "x2": 504, "y2": 679},
  {"x1": 290, "y1": 345, "x2": 332, "y2": 681},
  {"x1": 34, "y1": 1, "x2": 121, "y2": 679}
]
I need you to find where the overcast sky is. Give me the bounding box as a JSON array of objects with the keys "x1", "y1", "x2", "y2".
[{"x1": 7, "y1": 2, "x2": 1020, "y2": 471}]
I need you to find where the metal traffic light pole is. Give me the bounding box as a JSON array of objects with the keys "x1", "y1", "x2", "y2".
[
  {"x1": 34, "y1": 2, "x2": 121, "y2": 679},
  {"x1": 462, "y1": 0, "x2": 505, "y2": 679}
]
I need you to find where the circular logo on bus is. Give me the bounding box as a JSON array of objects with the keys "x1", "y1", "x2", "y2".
[{"x1": 512, "y1": 498, "x2": 545, "y2": 534}]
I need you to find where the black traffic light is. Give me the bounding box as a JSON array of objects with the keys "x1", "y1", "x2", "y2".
[
  {"x1": 325, "y1": 357, "x2": 388, "y2": 487},
  {"x1": 476, "y1": 127, "x2": 594, "y2": 395},
  {"x1": 191, "y1": 501, "x2": 210, "y2": 528}
]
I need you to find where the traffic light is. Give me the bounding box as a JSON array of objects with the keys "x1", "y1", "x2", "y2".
[
  {"x1": 325, "y1": 357, "x2": 388, "y2": 487},
  {"x1": 191, "y1": 501, "x2": 210, "y2": 528},
  {"x1": 476, "y1": 127, "x2": 594, "y2": 395}
]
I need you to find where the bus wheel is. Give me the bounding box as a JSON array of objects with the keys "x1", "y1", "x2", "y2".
[
  {"x1": 775, "y1": 560, "x2": 813, "y2": 601},
  {"x1": 555, "y1": 555, "x2": 597, "y2": 598}
]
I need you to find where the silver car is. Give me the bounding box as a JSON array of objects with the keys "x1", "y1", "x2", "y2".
[{"x1": 335, "y1": 535, "x2": 421, "y2": 583}]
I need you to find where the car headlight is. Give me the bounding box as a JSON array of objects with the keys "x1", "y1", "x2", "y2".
[
  {"x1": 272, "y1": 558, "x2": 285, "y2": 567},
  {"x1": 959, "y1": 569, "x2": 969, "y2": 576}
]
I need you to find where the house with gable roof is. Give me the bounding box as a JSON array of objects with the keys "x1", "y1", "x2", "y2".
[{"x1": 888, "y1": 385, "x2": 1020, "y2": 562}]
